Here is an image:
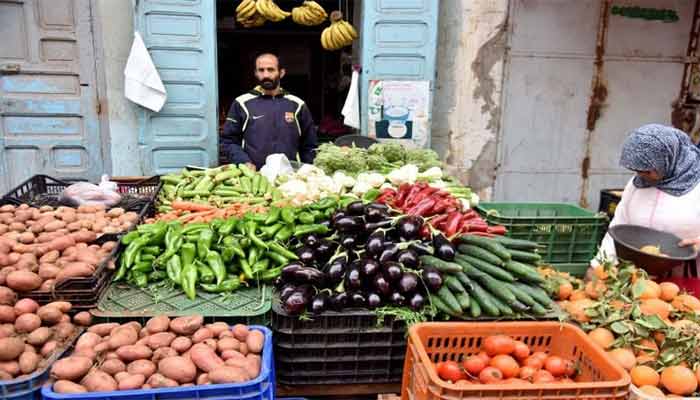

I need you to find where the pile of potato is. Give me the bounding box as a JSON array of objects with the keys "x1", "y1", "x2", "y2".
[
  {"x1": 50, "y1": 316, "x2": 265, "y2": 393},
  {"x1": 0, "y1": 291, "x2": 90, "y2": 380}
]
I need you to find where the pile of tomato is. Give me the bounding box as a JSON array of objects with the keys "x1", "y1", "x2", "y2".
[{"x1": 434, "y1": 334, "x2": 579, "y2": 385}]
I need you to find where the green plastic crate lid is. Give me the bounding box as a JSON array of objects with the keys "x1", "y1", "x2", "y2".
[
  {"x1": 94, "y1": 282, "x2": 271, "y2": 318},
  {"x1": 477, "y1": 202, "x2": 606, "y2": 219}
]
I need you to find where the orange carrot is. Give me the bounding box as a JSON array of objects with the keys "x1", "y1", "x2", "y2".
[{"x1": 172, "y1": 201, "x2": 215, "y2": 212}]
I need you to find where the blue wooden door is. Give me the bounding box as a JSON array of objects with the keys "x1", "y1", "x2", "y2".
[
  {"x1": 0, "y1": 0, "x2": 103, "y2": 192},
  {"x1": 134, "y1": 0, "x2": 218, "y2": 174},
  {"x1": 360, "y1": 0, "x2": 439, "y2": 146}
]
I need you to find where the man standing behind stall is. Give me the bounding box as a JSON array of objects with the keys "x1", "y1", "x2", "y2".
[{"x1": 222, "y1": 53, "x2": 318, "y2": 170}]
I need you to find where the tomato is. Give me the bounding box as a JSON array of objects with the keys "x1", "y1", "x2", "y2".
[
  {"x1": 512, "y1": 340, "x2": 530, "y2": 360},
  {"x1": 483, "y1": 335, "x2": 516, "y2": 356},
  {"x1": 519, "y1": 366, "x2": 537, "y2": 382},
  {"x1": 490, "y1": 354, "x2": 520, "y2": 379},
  {"x1": 476, "y1": 351, "x2": 491, "y2": 365},
  {"x1": 532, "y1": 351, "x2": 548, "y2": 362},
  {"x1": 533, "y1": 369, "x2": 556, "y2": 384},
  {"x1": 544, "y1": 356, "x2": 567, "y2": 377},
  {"x1": 436, "y1": 361, "x2": 465, "y2": 382},
  {"x1": 523, "y1": 355, "x2": 544, "y2": 370},
  {"x1": 479, "y1": 366, "x2": 503, "y2": 384},
  {"x1": 463, "y1": 356, "x2": 487, "y2": 376}
]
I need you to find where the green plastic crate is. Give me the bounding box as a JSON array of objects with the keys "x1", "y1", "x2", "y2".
[
  {"x1": 477, "y1": 202, "x2": 608, "y2": 268},
  {"x1": 92, "y1": 282, "x2": 271, "y2": 326}
]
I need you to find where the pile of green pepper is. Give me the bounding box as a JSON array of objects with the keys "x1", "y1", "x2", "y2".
[
  {"x1": 114, "y1": 196, "x2": 343, "y2": 300},
  {"x1": 157, "y1": 164, "x2": 283, "y2": 212}
]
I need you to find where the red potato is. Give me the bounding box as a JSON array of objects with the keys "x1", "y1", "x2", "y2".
[
  {"x1": 219, "y1": 330, "x2": 234, "y2": 339},
  {"x1": 94, "y1": 342, "x2": 110, "y2": 354},
  {"x1": 189, "y1": 343, "x2": 224, "y2": 372},
  {"x1": 47, "y1": 236, "x2": 75, "y2": 252},
  {"x1": 0, "y1": 305, "x2": 16, "y2": 323},
  {"x1": 222, "y1": 350, "x2": 246, "y2": 362},
  {"x1": 43, "y1": 220, "x2": 66, "y2": 233},
  {"x1": 15, "y1": 313, "x2": 41, "y2": 333},
  {"x1": 218, "y1": 337, "x2": 240, "y2": 352},
  {"x1": 39, "y1": 280, "x2": 54, "y2": 291},
  {"x1": 114, "y1": 371, "x2": 130, "y2": 382},
  {"x1": 245, "y1": 354, "x2": 261, "y2": 379},
  {"x1": 170, "y1": 336, "x2": 192, "y2": 353},
  {"x1": 169, "y1": 315, "x2": 203, "y2": 335},
  {"x1": 76, "y1": 332, "x2": 102, "y2": 350},
  {"x1": 0, "y1": 370, "x2": 11, "y2": 380},
  {"x1": 81, "y1": 370, "x2": 118, "y2": 392},
  {"x1": 41, "y1": 340, "x2": 58, "y2": 357},
  {"x1": 207, "y1": 322, "x2": 229, "y2": 337},
  {"x1": 0, "y1": 360, "x2": 20, "y2": 376},
  {"x1": 53, "y1": 380, "x2": 87, "y2": 394},
  {"x1": 139, "y1": 328, "x2": 148, "y2": 338},
  {"x1": 239, "y1": 343, "x2": 248, "y2": 356},
  {"x1": 55, "y1": 262, "x2": 94, "y2": 283},
  {"x1": 196, "y1": 373, "x2": 209, "y2": 385},
  {"x1": 158, "y1": 356, "x2": 196, "y2": 384},
  {"x1": 5, "y1": 270, "x2": 42, "y2": 292},
  {"x1": 53, "y1": 322, "x2": 76, "y2": 341},
  {"x1": 37, "y1": 306, "x2": 63, "y2": 325},
  {"x1": 0, "y1": 267, "x2": 17, "y2": 286},
  {"x1": 203, "y1": 338, "x2": 217, "y2": 351},
  {"x1": 127, "y1": 359, "x2": 156, "y2": 378},
  {"x1": 147, "y1": 332, "x2": 175, "y2": 350},
  {"x1": 116, "y1": 345, "x2": 152, "y2": 362},
  {"x1": 19, "y1": 351, "x2": 40, "y2": 374},
  {"x1": 152, "y1": 347, "x2": 178, "y2": 363},
  {"x1": 46, "y1": 301, "x2": 72, "y2": 313},
  {"x1": 14, "y1": 298, "x2": 39, "y2": 315},
  {"x1": 192, "y1": 327, "x2": 213, "y2": 343},
  {"x1": 0, "y1": 286, "x2": 16, "y2": 306},
  {"x1": 51, "y1": 356, "x2": 93, "y2": 380},
  {"x1": 105, "y1": 352, "x2": 119, "y2": 360},
  {"x1": 39, "y1": 250, "x2": 60, "y2": 264},
  {"x1": 0, "y1": 324, "x2": 15, "y2": 338},
  {"x1": 124, "y1": 321, "x2": 142, "y2": 333},
  {"x1": 118, "y1": 373, "x2": 146, "y2": 390},
  {"x1": 108, "y1": 326, "x2": 138, "y2": 349},
  {"x1": 88, "y1": 322, "x2": 119, "y2": 337},
  {"x1": 38, "y1": 264, "x2": 60, "y2": 280},
  {"x1": 73, "y1": 311, "x2": 92, "y2": 326},
  {"x1": 0, "y1": 337, "x2": 25, "y2": 361},
  {"x1": 73, "y1": 348, "x2": 97, "y2": 361},
  {"x1": 146, "y1": 373, "x2": 178, "y2": 388},
  {"x1": 27, "y1": 327, "x2": 52, "y2": 346},
  {"x1": 232, "y1": 324, "x2": 249, "y2": 341},
  {"x1": 135, "y1": 337, "x2": 149, "y2": 347},
  {"x1": 209, "y1": 366, "x2": 249, "y2": 384}
]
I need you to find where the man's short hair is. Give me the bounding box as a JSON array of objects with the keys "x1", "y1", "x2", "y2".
[{"x1": 255, "y1": 53, "x2": 283, "y2": 70}]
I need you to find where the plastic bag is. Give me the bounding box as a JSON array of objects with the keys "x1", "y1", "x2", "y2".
[
  {"x1": 60, "y1": 175, "x2": 122, "y2": 207},
  {"x1": 259, "y1": 154, "x2": 294, "y2": 184}
]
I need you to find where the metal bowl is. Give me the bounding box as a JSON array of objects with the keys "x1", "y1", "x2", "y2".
[{"x1": 609, "y1": 224, "x2": 697, "y2": 276}]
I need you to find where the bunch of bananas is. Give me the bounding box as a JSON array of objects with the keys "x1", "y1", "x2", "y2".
[
  {"x1": 236, "y1": 0, "x2": 266, "y2": 28},
  {"x1": 321, "y1": 11, "x2": 358, "y2": 51},
  {"x1": 291, "y1": 1, "x2": 327, "y2": 26},
  {"x1": 255, "y1": 0, "x2": 290, "y2": 22}
]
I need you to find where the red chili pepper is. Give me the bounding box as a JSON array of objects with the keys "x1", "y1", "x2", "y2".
[
  {"x1": 407, "y1": 197, "x2": 437, "y2": 216},
  {"x1": 405, "y1": 187, "x2": 439, "y2": 209},
  {"x1": 430, "y1": 214, "x2": 449, "y2": 227},
  {"x1": 444, "y1": 212, "x2": 463, "y2": 237},
  {"x1": 465, "y1": 222, "x2": 489, "y2": 233},
  {"x1": 402, "y1": 184, "x2": 424, "y2": 209},
  {"x1": 419, "y1": 224, "x2": 431, "y2": 239},
  {"x1": 487, "y1": 225, "x2": 508, "y2": 235},
  {"x1": 461, "y1": 210, "x2": 478, "y2": 220},
  {"x1": 431, "y1": 198, "x2": 452, "y2": 214},
  {"x1": 445, "y1": 207, "x2": 458, "y2": 214},
  {"x1": 394, "y1": 183, "x2": 412, "y2": 208}
]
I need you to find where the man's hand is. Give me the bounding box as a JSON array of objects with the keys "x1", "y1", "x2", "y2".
[
  {"x1": 245, "y1": 162, "x2": 257, "y2": 172},
  {"x1": 678, "y1": 238, "x2": 700, "y2": 251}
]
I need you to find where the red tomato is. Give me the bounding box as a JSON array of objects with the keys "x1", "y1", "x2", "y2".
[
  {"x1": 483, "y1": 335, "x2": 516, "y2": 356},
  {"x1": 462, "y1": 356, "x2": 487, "y2": 376},
  {"x1": 476, "y1": 351, "x2": 491, "y2": 365},
  {"x1": 544, "y1": 356, "x2": 567, "y2": 377},
  {"x1": 479, "y1": 366, "x2": 503, "y2": 384},
  {"x1": 519, "y1": 366, "x2": 538, "y2": 382},
  {"x1": 490, "y1": 354, "x2": 521, "y2": 379},
  {"x1": 533, "y1": 370, "x2": 555, "y2": 384},
  {"x1": 436, "y1": 361, "x2": 465, "y2": 382},
  {"x1": 513, "y1": 340, "x2": 530, "y2": 360},
  {"x1": 523, "y1": 355, "x2": 544, "y2": 370}
]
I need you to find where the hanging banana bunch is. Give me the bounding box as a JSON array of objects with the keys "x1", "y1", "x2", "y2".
[
  {"x1": 255, "y1": 0, "x2": 291, "y2": 22},
  {"x1": 291, "y1": 1, "x2": 328, "y2": 26},
  {"x1": 236, "y1": 0, "x2": 266, "y2": 28},
  {"x1": 321, "y1": 11, "x2": 358, "y2": 51}
]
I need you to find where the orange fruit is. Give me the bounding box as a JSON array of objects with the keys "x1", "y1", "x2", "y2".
[
  {"x1": 585, "y1": 280, "x2": 607, "y2": 300},
  {"x1": 592, "y1": 264, "x2": 609, "y2": 280},
  {"x1": 608, "y1": 348, "x2": 636, "y2": 371},
  {"x1": 696, "y1": 367, "x2": 700, "y2": 385},
  {"x1": 490, "y1": 354, "x2": 520, "y2": 379},
  {"x1": 636, "y1": 279, "x2": 661, "y2": 300},
  {"x1": 588, "y1": 328, "x2": 615, "y2": 350},
  {"x1": 566, "y1": 299, "x2": 596, "y2": 323},
  {"x1": 640, "y1": 299, "x2": 671, "y2": 320},
  {"x1": 483, "y1": 335, "x2": 515, "y2": 357},
  {"x1": 661, "y1": 365, "x2": 698, "y2": 395},
  {"x1": 557, "y1": 281, "x2": 573, "y2": 300},
  {"x1": 636, "y1": 353, "x2": 656, "y2": 365},
  {"x1": 630, "y1": 365, "x2": 660, "y2": 387},
  {"x1": 672, "y1": 294, "x2": 700, "y2": 312},
  {"x1": 653, "y1": 331, "x2": 666, "y2": 346},
  {"x1": 638, "y1": 385, "x2": 665, "y2": 398},
  {"x1": 569, "y1": 290, "x2": 588, "y2": 301},
  {"x1": 659, "y1": 282, "x2": 680, "y2": 301},
  {"x1": 610, "y1": 299, "x2": 628, "y2": 310},
  {"x1": 635, "y1": 339, "x2": 659, "y2": 356}
]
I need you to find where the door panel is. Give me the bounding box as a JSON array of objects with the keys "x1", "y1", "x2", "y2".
[
  {"x1": 0, "y1": 0, "x2": 102, "y2": 192},
  {"x1": 135, "y1": 0, "x2": 218, "y2": 174}
]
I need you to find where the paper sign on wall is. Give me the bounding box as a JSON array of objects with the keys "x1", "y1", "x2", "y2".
[{"x1": 367, "y1": 80, "x2": 430, "y2": 148}]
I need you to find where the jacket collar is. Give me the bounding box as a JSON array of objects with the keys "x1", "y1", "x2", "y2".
[{"x1": 251, "y1": 85, "x2": 287, "y2": 98}]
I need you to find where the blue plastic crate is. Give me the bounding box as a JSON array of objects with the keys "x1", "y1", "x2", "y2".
[{"x1": 41, "y1": 326, "x2": 274, "y2": 400}]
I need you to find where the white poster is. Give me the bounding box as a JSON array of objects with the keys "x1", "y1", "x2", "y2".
[{"x1": 367, "y1": 80, "x2": 430, "y2": 148}]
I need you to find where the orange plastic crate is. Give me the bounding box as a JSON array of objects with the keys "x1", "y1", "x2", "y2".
[{"x1": 402, "y1": 322, "x2": 630, "y2": 400}]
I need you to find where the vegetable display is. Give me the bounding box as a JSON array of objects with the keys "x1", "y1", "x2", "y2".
[
  {"x1": 49, "y1": 316, "x2": 264, "y2": 392},
  {"x1": 313, "y1": 142, "x2": 442, "y2": 175}
]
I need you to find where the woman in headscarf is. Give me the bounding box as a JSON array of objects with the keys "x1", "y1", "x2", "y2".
[{"x1": 593, "y1": 124, "x2": 700, "y2": 269}]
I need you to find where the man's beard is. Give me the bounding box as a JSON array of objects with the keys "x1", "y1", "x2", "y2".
[{"x1": 260, "y1": 78, "x2": 280, "y2": 90}]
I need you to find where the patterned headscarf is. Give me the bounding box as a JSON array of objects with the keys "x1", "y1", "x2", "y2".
[{"x1": 620, "y1": 124, "x2": 700, "y2": 196}]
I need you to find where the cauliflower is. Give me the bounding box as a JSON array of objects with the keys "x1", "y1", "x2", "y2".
[
  {"x1": 351, "y1": 181, "x2": 373, "y2": 196},
  {"x1": 297, "y1": 164, "x2": 324, "y2": 176},
  {"x1": 387, "y1": 165, "x2": 419, "y2": 186},
  {"x1": 356, "y1": 172, "x2": 385, "y2": 188},
  {"x1": 279, "y1": 179, "x2": 309, "y2": 198},
  {"x1": 332, "y1": 171, "x2": 356, "y2": 189}
]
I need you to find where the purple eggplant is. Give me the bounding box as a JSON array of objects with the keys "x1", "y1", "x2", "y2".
[
  {"x1": 410, "y1": 242, "x2": 434, "y2": 256},
  {"x1": 432, "y1": 232, "x2": 456, "y2": 261},
  {"x1": 360, "y1": 258, "x2": 380, "y2": 276},
  {"x1": 323, "y1": 258, "x2": 347, "y2": 284},
  {"x1": 367, "y1": 202, "x2": 389, "y2": 212},
  {"x1": 364, "y1": 206, "x2": 389, "y2": 222},
  {"x1": 397, "y1": 216, "x2": 423, "y2": 240},
  {"x1": 279, "y1": 284, "x2": 297, "y2": 301},
  {"x1": 422, "y1": 267, "x2": 443, "y2": 293},
  {"x1": 293, "y1": 267, "x2": 326, "y2": 285},
  {"x1": 345, "y1": 201, "x2": 366, "y2": 216},
  {"x1": 344, "y1": 266, "x2": 363, "y2": 290},
  {"x1": 304, "y1": 234, "x2": 320, "y2": 248},
  {"x1": 397, "y1": 249, "x2": 419, "y2": 269},
  {"x1": 296, "y1": 246, "x2": 316, "y2": 265},
  {"x1": 335, "y1": 216, "x2": 363, "y2": 232},
  {"x1": 332, "y1": 211, "x2": 347, "y2": 223},
  {"x1": 284, "y1": 285, "x2": 313, "y2": 314},
  {"x1": 366, "y1": 231, "x2": 385, "y2": 257},
  {"x1": 314, "y1": 240, "x2": 335, "y2": 260},
  {"x1": 390, "y1": 292, "x2": 406, "y2": 306},
  {"x1": 329, "y1": 291, "x2": 349, "y2": 311},
  {"x1": 398, "y1": 272, "x2": 419, "y2": 294},
  {"x1": 408, "y1": 293, "x2": 426, "y2": 310},
  {"x1": 367, "y1": 292, "x2": 382, "y2": 309},
  {"x1": 341, "y1": 235, "x2": 357, "y2": 249},
  {"x1": 350, "y1": 292, "x2": 367, "y2": 307},
  {"x1": 364, "y1": 220, "x2": 393, "y2": 231},
  {"x1": 373, "y1": 273, "x2": 392, "y2": 296},
  {"x1": 379, "y1": 243, "x2": 399, "y2": 263},
  {"x1": 310, "y1": 292, "x2": 329, "y2": 314},
  {"x1": 281, "y1": 262, "x2": 304, "y2": 281},
  {"x1": 382, "y1": 261, "x2": 403, "y2": 282}
]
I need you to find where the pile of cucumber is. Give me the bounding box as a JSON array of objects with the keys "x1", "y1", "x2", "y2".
[{"x1": 422, "y1": 235, "x2": 554, "y2": 319}]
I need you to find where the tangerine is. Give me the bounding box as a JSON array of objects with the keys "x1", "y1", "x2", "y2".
[
  {"x1": 637, "y1": 279, "x2": 661, "y2": 300},
  {"x1": 640, "y1": 299, "x2": 671, "y2": 320},
  {"x1": 557, "y1": 281, "x2": 573, "y2": 300},
  {"x1": 630, "y1": 365, "x2": 660, "y2": 387},
  {"x1": 659, "y1": 282, "x2": 680, "y2": 301},
  {"x1": 588, "y1": 327, "x2": 615, "y2": 350},
  {"x1": 661, "y1": 365, "x2": 698, "y2": 395},
  {"x1": 608, "y1": 348, "x2": 636, "y2": 371}
]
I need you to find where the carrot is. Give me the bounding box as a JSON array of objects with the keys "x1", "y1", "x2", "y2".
[{"x1": 171, "y1": 201, "x2": 215, "y2": 212}]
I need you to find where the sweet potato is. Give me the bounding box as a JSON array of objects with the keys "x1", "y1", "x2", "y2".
[
  {"x1": 73, "y1": 311, "x2": 92, "y2": 326},
  {"x1": 124, "y1": 321, "x2": 142, "y2": 333},
  {"x1": 127, "y1": 359, "x2": 156, "y2": 378},
  {"x1": 152, "y1": 347, "x2": 178, "y2": 363},
  {"x1": 158, "y1": 356, "x2": 196, "y2": 384},
  {"x1": 245, "y1": 354, "x2": 261, "y2": 379},
  {"x1": 81, "y1": 370, "x2": 118, "y2": 392},
  {"x1": 5, "y1": 270, "x2": 42, "y2": 292},
  {"x1": 73, "y1": 347, "x2": 97, "y2": 360},
  {"x1": 0, "y1": 286, "x2": 16, "y2": 306},
  {"x1": 47, "y1": 301, "x2": 72, "y2": 313},
  {"x1": 74, "y1": 249, "x2": 101, "y2": 265},
  {"x1": 39, "y1": 250, "x2": 59, "y2": 264},
  {"x1": 15, "y1": 313, "x2": 41, "y2": 333},
  {"x1": 55, "y1": 262, "x2": 94, "y2": 282},
  {"x1": 209, "y1": 366, "x2": 249, "y2": 384},
  {"x1": 0, "y1": 337, "x2": 25, "y2": 361},
  {"x1": 169, "y1": 315, "x2": 203, "y2": 335},
  {"x1": 41, "y1": 340, "x2": 58, "y2": 357},
  {"x1": 9, "y1": 222, "x2": 27, "y2": 232},
  {"x1": 76, "y1": 332, "x2": 102, "y2": 350},
  {"x1": 118, "y1": 373, "x2": 146, "y2": 390},
  {"x1": 105, "y1": 352, "x2": 119, "y2": 360},
  {"x1": 37, "y1": 306, "x2": 63, "y2": 324},
  {"x1": 18, "y1": 232, "x2": 35, "y2": 244},
  {"x1": 218, "y1": 337, "x2": 240, "y2": 352},
  {"x1": 219, "y1": 330, "x2": 234, "y2": 339},
  {"x1": 192, "y1": 327, "x2": 213, "y2": 343},
  {"x1": 239, "y1": 342, "x2": 248, "y2": 356},
  {"x1": 222, "y1": 350, "x2": 245, "y2": 362},
  {"x1": 53, "y1": 322, "x2": 76, "y2": 341},
  {"x1": 108, "y1": 326, "x2": 138, "y2": 349},
  {"x1": 114, "y1": 371, "x2": 130, "y2": 382},
  {"x1": 71, "y1": 230, "x2": 97, "y2": 244},
  {"x1": 100, "y1": 358, "x2": 126, "y2": 375},
  {"x1": 47, "y1": 236, "x2": 75, "y2": 252},
  {"x1": 53, "y1": 380, "x2": 87, "y2": 394},
  {"x1": 170, "y1": 336, "x2": 192, "y2": 353},
  {"x1": 88, "y1": 322, "x2": 119, "y2": 337},
  {"x1": 196, "y1": 373, "x2": 209, "y2": 385},
  {"x1": 189, "y1": 343, "x2": 224, "y2": 372},
  {"x1": 14, "y1": 298, "x2": 39, "y2": 315},
  {"x1": 147, "y1": 332, "x2": 175, "y2": 349},
  {"x1": 39, "y1": 280, "x2": 54, "y2": 291},
  {"x1": 0, "y1": 360, "x2": 20, "y2": 376},
  {"x1": 44, "y1": 220, "x2": 66, "y2": 233},
  {"x1": 203, "y1": 338, "x2": 217, "y2": 351},
  {"x1": 27, "y1": 327, "x2": 51, "y2": 346},
  {"x1": 94, "y1": 341, "x2": 110, "y2": 354},
  {"x1": 0, "y1": 324, "x2": 14, "y2": 338},
  {"x1": 245, "y1": 330, "x2": 264, "y2": 354},
  {"x1": 38, "y1": 264, "x2": 60, "y2": 280},
  {"x1": 0, "y1": 254, "x2": 9, "y2": 267},
  {"x1": 232, "y1": 324, "x2": 249, "y2": 341},
  {"x1": 19, "y1": 351, "x2": 40, "y2": 374},
  {"x1": 51, "y1": 356, "x2": 93, "y2": 380},
  {"x1": 0, "y1": 305, "x2": 16, "y2": 323},
  {"x1": 116, "y1": 345, "x2": 152, "y2": 362},
  {"x1": 147, "y1": 373, "x2": 178, "y2": 388},
  {"x1": 145, "y1": 315, "x2": 170, "y2": 334}
]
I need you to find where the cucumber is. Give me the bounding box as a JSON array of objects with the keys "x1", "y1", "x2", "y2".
[
  {"x1": 515, "y1": 282, "x2": 554, "y2": 307},
  {"x1": 454, "y1": 271, "x2": 475, "y2": 292},
  {"x1": 458, "y1": 235, "x2": 511, "y2": 260},
  {"x1": 431, "y1": 295, "x2": 461, "y2": 317},
  {"x1": 445, "y1": 276, "x2": 467, "y2": 293},
  {"x1": 468, "y1": 280, "x2": 500, "y2": 317},
  {"x1": 509, "y1": 299, "x2": 530, "y2": 313},
  {"x1": 506, "y1": 283, "x2": 536, "y2": 306},
  {"x1": 503, "y1": 260, "x2": 545, "y2": 284},
  {"x1": 419, "y1": 255, "x2": 463, "y2": 274},
  {"x1": 508, "y1": 249, "x2": 542, "y2": 264},
  {"x1": 437, "y1": 286, "x2": 463, "y2": 315},
  {"x1": 455, "y1": 291, "x2": 471, "y2": 310},
  {"x1": 489, "y1": 294, "x2": 514, "y2": 316},
  {"x1": 456, "y1": 254, "x2": 515, "y2": 283},
  {"x1": 469, "y1": 296, "x2": 482, "y2": 318},
  {"x1": 490, "y1": 235, "x2": 541, "y2": 251},
  {"x1": 529, "y1": 302, "x2": 548, "y2": 316},
  {"x1": 477, "y1": 274, "x2": 517, "y2": 304},
  {"x1": 458, "y1": 244, "x2": 504, "y2": 266}
]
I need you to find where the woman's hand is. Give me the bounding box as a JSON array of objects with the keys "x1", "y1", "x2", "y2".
[{"x1": 678, "y1": 237, "x2": 700, "y2": 250}]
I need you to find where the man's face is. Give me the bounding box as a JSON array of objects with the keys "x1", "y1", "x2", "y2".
[{"x1": 255, "y1": 56, "x2": 284, "y2": 90}]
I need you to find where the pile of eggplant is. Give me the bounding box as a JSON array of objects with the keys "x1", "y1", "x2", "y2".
[{"x1": 275, "y1": 201, "x2": 455, "y2": 315}]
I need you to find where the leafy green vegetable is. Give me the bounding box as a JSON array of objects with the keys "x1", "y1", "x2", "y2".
[{"x1": 313, "y1": 142, "x2": 442, "y2": 175}]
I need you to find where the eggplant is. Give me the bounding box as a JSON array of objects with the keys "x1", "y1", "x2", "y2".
[
  {"x1": 346, "y1": 200, "x2": 366, "y2": 216},
  {"x1": 397, "y1": 216, "x2": 423, "y2": 240},
  {"x1": 432, "y1": 232, "x2": 456, "y2": 261},
  {"x1": 382, "y1": 261, "x2": 403, "y2": 282},
  {"x1": 360, "y1": 258, "x2": 380, "y2": 277},
  {"x1": 350, "y1": 292, "x2": 367, "y2": 307},
  {"x1": 367, "y1": 292, "x2": 382, "y2": 309},
  {"x1": 293, "y1": 267, "x2": 326, "y2": 285},
  {"x1": 296, "y1": 246, "x2": 316, "y2": 265},
  {"x1": 364, "y1": 220, "x2": 393, "y2": 231},
  {"x1": 367, "y1": 202, "x2": 389, "y2": 212},
  {"x1": 329, "y1": 291, "x2": 349, "y2": 311},
  {"x1": 397, "y1": 249, "x2": 419, "y2": 269},
  {"x1": 281, "y1": 262, "x2": 304, "y2": 282},
  {"x1": 304, "y1": 234, "x2": 320, "y2": 248},
  {"x1": 373, "y1": 273, "x2": 391, "y2": 296},
  {"x1": 335, "y1": 216, "x2": 363, "y2": 233},
  {"x1": 398, "y1": 272, "x2": 419, "y2": 294},
  {"x1": 390, "y1": 292, "x2": 406, "y2": 306},
  {"x1": 366, "y1": 231, "x2": 385, "y2": 257},
  {"x1": 310, "y1": 292, "x2": 329, "y2": 314},
  {"x1": 422, "y1": 267, "x2": 443, "y2": 293},
  {"x1": 409, "y1": 242, "x2": 434, "y2": 256},
  {"x1": 332, "y1": 211, "x2": 347, "y2": 223},
  {"x1": 344, "y1": 266, "x2": 363, "y2": 290},
  {"x1": 315, "y1": 240, "x2": 335, "y2": 260},
  {"x1": 341, "y1": 235, "x2": 357, "y2": 249},
  {"x1": 379, "y1": 243, "x2": 399, "y2": 263},
  {"x1": 364, "y1": 206, "x2": 389, "y2": 222},
  {"x1": 408, "y1": 293, "x2": 426, "y2": 311},
  {"x1": 323, "y1": 258, "x2": 347, "y2": 285},
  {"x1": 284, "y1": 285, "x2": 313, "y2": 314},
  {"x1": 278, "y1": 284, "x2": 297, "y2": 301},
  {"x1": 319, "y1": 220, "x2": 332, "y2": 230}
]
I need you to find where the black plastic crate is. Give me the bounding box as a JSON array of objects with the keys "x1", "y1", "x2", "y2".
[
  {"x1": 276, "y1": 359, "x2": 404, "y2": 385},
  {"x1": 599, "y1": 189, "x2": 623, "y2": 220}
]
